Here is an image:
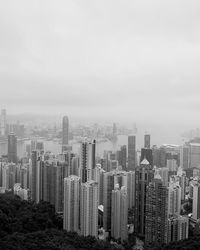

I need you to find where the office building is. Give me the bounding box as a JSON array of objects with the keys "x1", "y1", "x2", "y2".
[
  {"x1": 63, "y1": 175, "x2": 80, "y2": 233},
  {"x1": 135, "y1": 158, "x2": 154, "y2": 236},
  {"x1": 180, "y1": 145, "x2": 189, "y2": 170},
  {"x1": 117, "y1": 145, "x2": 127, "y2": 170},
  {"x1": 111, "y1": 185, "x2": 128, "y2": 242},
  {"x1": 144, "y1": 134, "x2": 151, "y2": 149},
  {"x1": 62, "y1": 116, "x2": 69, "y2": 152},
  {"x1": 128, "y1": 135, "x2": 136, "y2": 170},
  {"x1": 80, "y1": 180, "x2": 98, "y2": 237},
  {"x1": 188, "y1": 142, "x2": 200, "y2": 168},
  {"x1": 8, "y1": 133, "x2": 17, "y2": 163},
  {"x1": 145, "y1": 172, "x2": 168, "y2": 245},
  {"x1": 140, "y1": 148, "x2": 153, "y2": 166},
  {"x1": 1, "y1": 109, "x2": 6, "y2": 137}
]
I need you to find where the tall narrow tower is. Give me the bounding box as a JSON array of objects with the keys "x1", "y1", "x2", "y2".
[
  {"x1": 62, "y1": 116, "x2": 69, "y2": 152},
  {"x1": 144, "y1": 134, "x2": 151, "y2": 149},
  {"x1": 128, "y1": 135, "x2": 136, "y2": 170},
  {"x1": 145, "y1": 172, "x2": 168, "y2": 245},
  {"x1": 111, "y1": 185, "x2": 128, "y2": 242},
  {"x1": 80, "y1": 180, "x2": 98, "y2": 237},
  {"x1": 1, "y1": 109, "x2": 6, "y2": 137},
  {"x1": 63, "y1": 175, "x2": 80, "y2": 233},
  {"x1": 80, "y1": 140, "x2": 96, "y2": 183},
  {"x1": 135, "y1": 158, "x2": 154, "y2": 237}
]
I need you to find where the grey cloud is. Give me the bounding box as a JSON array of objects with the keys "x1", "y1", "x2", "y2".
[{"x1": 0, "y1": 0, "x2": 200, "y2": 125}]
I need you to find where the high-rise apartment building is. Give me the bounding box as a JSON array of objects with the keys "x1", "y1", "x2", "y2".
[
  {"x1": 103, "y1": 170, "x2": 127, "y2": 232},
  {"x1": 31, "y1": 150, "x2": 39, "y2": 201},
  {"x1": 126, "y1": 171, "x2": 135, "y2": 209},
  {"x1": 145, "y1": 173, "x2": 168, "y2": 245},
  {"x1": 192, "y1": 181, "x2": 200, "y2": 220},
  {"x1": 63, "y1": 175, "x2": 80, "y2": 233},
  {"x1": 158, "y1": 167, "x2": 169, "y2": 187},
  {"x1": 8, "y1": 133, "x2": 17, "y2": 164},
  {"x1": 167, "y1": 216, "x2": 189, "y2": 243},
  {"x1": 92, "y1": 164, "x2": 105, "y2": 205},
  {"x1": 168, "y1": 180, "x2": 181, "y2": 217},
  {"x1": 111, "y1": 185, "x2": 128, "y2": 242},
  {"x1": 128, "y1": 135, "x2": 136, "y2": 170},
  {"x1": 80, "y1": 180, "x2": 98, "y2": 237},
  {"x1": 56, "y1": 161, "x2": 66, "y2": 212},
  {"x1": 80, "y1": 140, "x2": 96, "y2": 183}
]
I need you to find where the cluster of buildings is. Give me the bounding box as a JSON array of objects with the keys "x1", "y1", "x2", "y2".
[{"x1": 2, "y1": 113, "x2": 200, "y2": 247}]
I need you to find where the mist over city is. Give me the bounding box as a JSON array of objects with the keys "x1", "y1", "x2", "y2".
[{"x1": 1, "y1": 1, "x2": 200, "y2": 250}]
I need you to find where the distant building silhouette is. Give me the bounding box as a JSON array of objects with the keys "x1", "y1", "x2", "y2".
[
  {"x1": 8, "y1": 133, "x2": 17, "y2": 163},
  {"x1": 62, "y1": 116, "x2": 69, "y2": 152},
  {"x1": 1, "y1": 109, "x2": 6, "y2": 137},
  {"x1": 144, "y1": 134, "x2": 151, "y2": 149},
  {"x1": 128, "y1": 135, "x2": 136, "y2": 170}
]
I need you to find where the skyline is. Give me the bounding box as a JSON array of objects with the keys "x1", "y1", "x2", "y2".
[{"x1": 0, "y1": 0, "x2": 200, "y2": 126}]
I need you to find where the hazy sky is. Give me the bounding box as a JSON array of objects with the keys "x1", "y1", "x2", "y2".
[{"x1": 1, "y1": 0, "x2": 200, "y2": 126}]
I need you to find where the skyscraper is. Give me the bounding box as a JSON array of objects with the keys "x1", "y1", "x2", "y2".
[
  {"x1": 56, "y1": 161, "x2": 66, "y2": 212},
  {"x1": 1, "y1": 109, "x2": 6, "y2": 137},
  {"x1": 168, "y1": 180, "x2": 181, "y2": 217},
  {"x1": 192, "y1": 181, "x2": 200, "y2": 221},
  {"x1": 145, "y1": 172, "x2": 168, "y2": 245},
  {"x1": 118, "y1": 145, "x2": 127, "y2": 170},
  {"x1": 144, "y1": 134, "x2": 151, "y2": 149},
  {"x1": 128, "y1": 135, "x2": 136, "y2": 171},
  {"x1": 111, "y1": 185, "x2": 128, "y2": 242},
  {"x1": 140, "y1": 148, "x2": 153, "y2": 166},
  {"x1": 103, "y1": 171, "x2": 127, "y2": 233},
  {"x1": 167, "y1": 216, "x2": 189, "y2": 243},
  {"x1": 80, "y1": 140, "x2": 96, "y2": 183},
  {"x1": 188, "y1": 142, "x2": 200, "y2": 168},
  {"x1": 80, "y1": 180, "x2": 98, "y2": 237},
  {"x1": 8, "y1": 132, "x2": 17, "y2": 163},
  {"x1": 180, "y1": 145, "x2": 189, "y2": 170},
  {"x1": 126, "y1": 171, "x2": 136, "y2": 209},
  {"x1": 92, "y1": 164, "x2": 105, "y2": 205},
  {"x1": 135, "y1": 158, "x2": 154, "y2": 236},
  {"x1": 62, "y1": 116, "x2": 69, "y2": 152},
  {"x1": 31, "y1": 150, "x2": 39, "y2": 201},
  {"x1": 63, "y1": 175, "x2": 80, "y2": 233}
]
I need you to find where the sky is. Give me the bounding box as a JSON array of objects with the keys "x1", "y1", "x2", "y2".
[{"x1": 1, "y1": 0, "x2": 200, "y2": 130}]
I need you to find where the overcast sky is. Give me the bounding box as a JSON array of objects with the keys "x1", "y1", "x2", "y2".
[{"x1": 1, "y1": 0, "x2": 200, "y2": 127}]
